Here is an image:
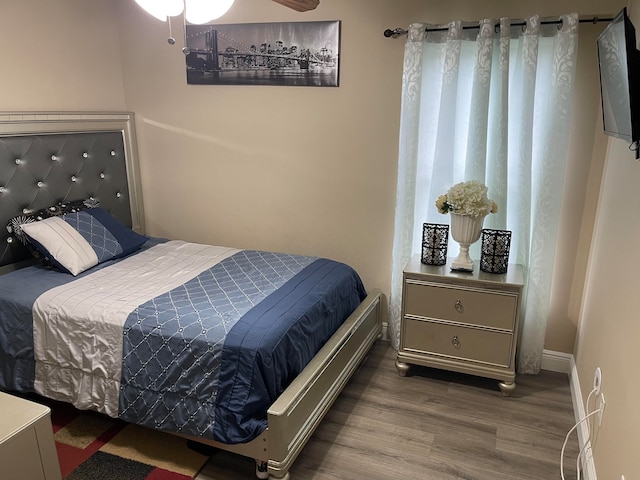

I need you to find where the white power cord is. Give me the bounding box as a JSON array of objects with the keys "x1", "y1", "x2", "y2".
[
  {"x1": 576, "y1": 436, "x2": 592, "y2": 480},
  {"x1": 561, "y1": 386, "x2": 600, "y2": 480},
  {"x1": 560, "y1": 409, "x2": 602, "y2": 480},
  {"x1": 575, "y1": 388, "x2": 598, "y2": 480}
]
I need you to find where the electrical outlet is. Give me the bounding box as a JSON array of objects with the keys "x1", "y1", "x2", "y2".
[
  {"x1": 593, "y1": 367, "x2": 602, "y2": 396},
  {"x1": 597, "y1": 393, "x2": 606, "y2": 426}
]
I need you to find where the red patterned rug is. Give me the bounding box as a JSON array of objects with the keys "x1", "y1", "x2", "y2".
[{"x1": 38, "y1": 396, "x2": 209, "y2": 480}]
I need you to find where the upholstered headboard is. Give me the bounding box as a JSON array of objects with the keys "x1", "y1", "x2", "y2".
[{"x1": 0, "y1": 112, "x2": 145, "y2": 272}]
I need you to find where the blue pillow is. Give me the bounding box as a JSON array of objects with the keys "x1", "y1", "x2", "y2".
[
  {"x1": 69, "y1": 208, "x2": 147, "y2": 260},
  {"x1": 19, "y1": 207, "x2": 147, "y2": 275}
]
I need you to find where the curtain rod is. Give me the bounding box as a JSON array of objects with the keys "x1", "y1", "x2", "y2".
[{"x1": 383, "y1": 14, "x2": 615, "y2": 38}]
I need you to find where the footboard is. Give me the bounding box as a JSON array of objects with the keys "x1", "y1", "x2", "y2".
[
  {"x1": 176, "y1": 289, "x2": 382, "y2": 479},
  {"x1": 266, "y1": 289, "x2": 381, "y2": 478}
]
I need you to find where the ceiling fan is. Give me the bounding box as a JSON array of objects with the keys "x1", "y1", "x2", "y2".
[
  {"x1": 270, "y1": 0, "x2": 319, "y2": 12},
  {"x1": 134, "y1": 0, "x2": 319, "y2": 34}
]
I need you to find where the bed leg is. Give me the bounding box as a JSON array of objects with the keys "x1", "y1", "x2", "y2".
[
  {"x1": 256, "y1": 461, "x2": 290, "y2": 480},
  {"x1": 255, "y1": 460, "x2": 269, "y2": 479}
]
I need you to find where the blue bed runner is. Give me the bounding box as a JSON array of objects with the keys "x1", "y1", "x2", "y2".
[{"x1": 116, "y1": 250, "x2": 365, "y2": 443}]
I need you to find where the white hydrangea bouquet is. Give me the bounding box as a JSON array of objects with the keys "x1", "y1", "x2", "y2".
[
  {"x1": 435, "y1": 180, "x2": 498, "y2": 217},
  {"x1": 435, "y1": 180, "x2": 498, "y2": 271}
]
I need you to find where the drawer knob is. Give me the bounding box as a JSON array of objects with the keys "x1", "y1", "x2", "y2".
[
  {"x1": 454, "y1": 299, "x2": 464, "y2": 312},
  {"x1": 452, "y1": 335, "x2": 461, "y2": 349}
]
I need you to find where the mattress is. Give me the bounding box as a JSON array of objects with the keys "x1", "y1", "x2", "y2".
[{"x1": 0, "y1": 239, "x2": 366, "y2": 444}]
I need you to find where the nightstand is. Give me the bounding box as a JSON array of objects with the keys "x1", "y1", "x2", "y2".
[
  {"x1": 0, "y1": 392, "x2": 61, "y2": 480},
  {"x1": 396, "y1": 254, "x2": 524, "y2": 396}
]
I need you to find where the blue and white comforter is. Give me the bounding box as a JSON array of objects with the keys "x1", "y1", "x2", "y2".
[{"x1": 0, "y1": 240, "x2": 366, "y2": 444}]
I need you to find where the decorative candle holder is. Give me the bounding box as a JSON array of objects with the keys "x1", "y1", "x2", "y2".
[
  {"x1": 421, "y1": 223, "x2": 448, "y2": 266},
  {"x1": 480, "y1": 228, "x2": 511, "y2": 274}
]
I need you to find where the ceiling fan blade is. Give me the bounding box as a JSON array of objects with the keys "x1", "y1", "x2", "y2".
[{"x1": 270, "y1": 0, "x2": 319, "y2": 12}]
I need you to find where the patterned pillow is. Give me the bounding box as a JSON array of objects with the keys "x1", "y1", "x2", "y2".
[
  {"x1": 8, "y1": 202, "x2": 147, "y2": 275},
  {"x1": 6, "y1": 199, "x2": 91, "y2": 266},
  {"x1": 20, "y1": 217, "x2": 100, "y2": 275}
]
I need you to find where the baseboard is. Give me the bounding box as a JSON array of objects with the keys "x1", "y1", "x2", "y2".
[
  {"x1": 542, "y1": 349, "x2": 572, "y2": 373},
  {"x1": 545, "y1": 350, "x2": 597, "y2": 479},
  {"x1": 569, "y1": 355, "x2": 598, "y2": 480},
  {"x1": 381, "y1": 321, "x2": 389, "y2": 342}
]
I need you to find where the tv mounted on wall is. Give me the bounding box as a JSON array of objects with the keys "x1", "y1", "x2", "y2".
[{"x1": 597, "y1": 7, "x2": 640, "y2": 158}]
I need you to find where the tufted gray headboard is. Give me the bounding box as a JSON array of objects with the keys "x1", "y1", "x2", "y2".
[{"x1": 0, "y1": 112, "x2": 145, "y2": 272}]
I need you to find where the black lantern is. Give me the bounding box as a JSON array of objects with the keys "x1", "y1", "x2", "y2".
[
  {"x1": 421, "y1": 223, "x2": 449, "y2": 266},
  {"x1": 480, "y1": 229, "x2": 511, "y2": 274}
]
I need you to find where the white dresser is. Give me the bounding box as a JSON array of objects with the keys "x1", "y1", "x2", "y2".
[
  {"x1": 0, "y1": 392, "x2": 62, "y2": 480},
  {"x1": 396, "y1": 254, "x2": 524, "y2": 396}
]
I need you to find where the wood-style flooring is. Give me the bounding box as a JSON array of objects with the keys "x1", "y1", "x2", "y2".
[{"x1": 196, "y1": 340, "x2": 579, "y2": 480}]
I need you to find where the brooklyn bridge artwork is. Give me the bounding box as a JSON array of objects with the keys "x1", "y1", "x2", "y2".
[{"x1": 185, "y1": 21, "x2": 340, "y2": 87}]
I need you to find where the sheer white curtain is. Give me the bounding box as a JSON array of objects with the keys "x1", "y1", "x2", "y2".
[{"x1": 389, "y1": 14, "x2": 579, "y2": 374}]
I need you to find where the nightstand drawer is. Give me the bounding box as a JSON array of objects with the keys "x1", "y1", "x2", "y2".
[
  {"x1": 0, "y1": 393, "x2": 61, "y2": 480},
  {"x1": 404, "y1": 281, "x2": 516, "y2": 330},
  {"x1": 402, "y1": 318, "x2": 513, "y2": 367}
]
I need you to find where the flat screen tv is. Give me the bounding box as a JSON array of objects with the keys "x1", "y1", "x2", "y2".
[{"x1": 597, "y1": 8, "x2": 640, "y2": 156}]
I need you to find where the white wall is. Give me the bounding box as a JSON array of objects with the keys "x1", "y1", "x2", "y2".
[
  {"x1": 575, "y1": 139, "x2": 640, "y2": 479},
  {"x1": 573, "y1": 3, "x2": 640, "y2": 478},
  {"x1": 0, "y1": 0, "x2": 126, "y2": 110}
]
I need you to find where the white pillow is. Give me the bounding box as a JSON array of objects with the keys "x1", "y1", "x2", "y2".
[{"x1": 20, "y1": 217, "x2": 99, "y2": 276}]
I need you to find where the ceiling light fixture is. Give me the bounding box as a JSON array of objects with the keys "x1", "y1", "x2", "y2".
[
  {"x1": 134, "y1": 0, "x2": 185, "y2": 22},
  {"x1": 134, "y1": 0, "x2": 235, "y2": 48},
  {"x1": 185, "y1": 0, "x2": 235, "y2": 24},
  {"x1": 134, "y1": 0, "x2": 235, "y2": 27}
]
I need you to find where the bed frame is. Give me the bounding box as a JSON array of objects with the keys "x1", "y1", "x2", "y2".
[{"x1": 0, "y1": 111, "x2": 382, "y2": 480}]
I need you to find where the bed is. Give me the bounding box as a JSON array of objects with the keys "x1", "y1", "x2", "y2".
[{"x1": 0, "y1": 112, "x2": 381, "y2": 480}]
